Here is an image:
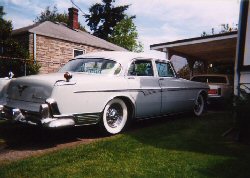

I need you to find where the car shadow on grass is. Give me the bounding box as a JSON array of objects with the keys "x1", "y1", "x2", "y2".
[{"x1": 0, "y1": 121, "x2": 105, "y2": 151}]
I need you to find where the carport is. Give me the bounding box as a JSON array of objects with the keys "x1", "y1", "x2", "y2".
[{"x1": 150, "y1": 31, "x2": 237, "y2": 78}]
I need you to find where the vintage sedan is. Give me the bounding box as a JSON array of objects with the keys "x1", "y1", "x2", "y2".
[{"x1": 0, "y1": 52, "x2": 209, "y2": 134}]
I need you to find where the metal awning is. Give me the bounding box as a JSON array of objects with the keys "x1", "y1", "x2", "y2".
[{"x1": 150, "y1": 31, "x2": 237, "y2": 64}]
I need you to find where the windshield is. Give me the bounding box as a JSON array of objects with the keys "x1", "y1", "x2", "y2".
[{"x1": 59, "y1": 58, "x2": 122, "y2": 75}]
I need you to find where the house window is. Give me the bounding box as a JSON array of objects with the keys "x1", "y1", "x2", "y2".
[{"x1": 73, "y1": 49, "x2": 85, "y2": 57}]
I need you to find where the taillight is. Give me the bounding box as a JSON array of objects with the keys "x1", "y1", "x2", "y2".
[{"x1": 208, "y1": 89, "x2": 218, "y2": 95}]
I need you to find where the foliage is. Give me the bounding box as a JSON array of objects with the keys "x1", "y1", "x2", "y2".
[
  {"x1": 234, "y1": 85, "x2": 250, "y2": 139},
  {"x1": 0, "y1": 6, "x2": 12, "y2": 42},
  {"x1": 85, "y1": 0, "x2": 130, "y2": 41},
  {"x1": 201, "y1": 23, "x2": 238, "y2": 37},
  {"x1": 2, "y1": 39, "x2": 29, "y2": 58},
  {"x1": 25, "y1": 58, "x2": 41, "y2": 75},
  {"x1": 220, "y1": 23, "x2": 238, "y2": 33},
  {"x1": 0, "y1": 6, "x2": 40, "y2": 77},
  {"x1": 108, "y1": 16, "x2": 143, "y2": 52},
  {"x1": 177, "y1": 64, "x2": 190, "y2": 79},
  {"x1": 0, "y1": 58, "x2": 40, "y2": 77},
  {"x1": 34, "y1": 5, "x2": 85, "y2": 31},
  {"x1": 1, "y1": 112, "x2": 250, "y2": 177}
]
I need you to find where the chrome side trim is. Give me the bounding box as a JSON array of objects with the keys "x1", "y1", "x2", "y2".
[
  {"x1": 74, "y1": 88, "x2": 208, "y2": 94},
  {"x1": 162, "y1": 87, "x2": 208, "y2": 92},
  {"x1": 74, "y1": 113, "x2": 101, "y2": 125},
  {"x1": 73, "y1": 88, "x2": 161, "y2": 93},
  {"x1": 74, "y1": 88, "x2": 208, "y2": 97}
]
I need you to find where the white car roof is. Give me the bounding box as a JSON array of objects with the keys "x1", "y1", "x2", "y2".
[{"x1": 75, "y1": 51, "x2": 169, "y2": 67}]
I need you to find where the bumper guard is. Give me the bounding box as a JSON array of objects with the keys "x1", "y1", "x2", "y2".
[{"x1": 3, "y1": 98, "x2": 75, "y2": 128}]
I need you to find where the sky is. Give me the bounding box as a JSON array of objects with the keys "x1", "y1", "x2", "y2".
[{"x1": 1, "y1": 0, "x2": 241, "y2": 69}]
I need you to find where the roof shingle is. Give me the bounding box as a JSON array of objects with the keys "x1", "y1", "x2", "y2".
[{"x1": 12, "y1": 21, "x2": 127, "y2": 51}]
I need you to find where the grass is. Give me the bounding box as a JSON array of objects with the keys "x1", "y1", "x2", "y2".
[{"x1": 0, "y1": 111, "x2": 250, "y2": 178}]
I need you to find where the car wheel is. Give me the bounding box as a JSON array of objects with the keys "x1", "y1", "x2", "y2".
[
  {"x1": 193, "y1": 94, "x2": 205, "y2": 116},
  {"x1": 101, "y1": 98, "x2": 128, "y2": 135}
]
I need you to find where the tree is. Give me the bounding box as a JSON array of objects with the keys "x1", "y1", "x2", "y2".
[
  {"x1": 1, "y1": 6, "x2": 27, "y2": 58},
  {"x1": 0, "y1": 6, "x2": 12, "y2": 42},
  {"x1": 201, "y1": 24, "x2": 237, "y2": 37},
  {"x1": 220, "y1": 23, "x2": 238, "y2": 33},
  {"x1": 177, "y1": 64, "x2": 190, "y2": 79},
  {"x1": 85, "y1": 0, "x2": 130, "y2": 40},
  {"x1": 108, "y1": 16, "x2": 143, "y2": 52},
  {"x1": 34, "y1": 5, "x2": 85, "y2": 31},
  {"x1": 0, "y1": 6, "x2": 40, "y2": 77}
]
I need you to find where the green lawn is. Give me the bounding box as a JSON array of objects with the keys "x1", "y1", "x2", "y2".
[{"x1": 0, "y1": 112, "x2": 250, "y2": 178}]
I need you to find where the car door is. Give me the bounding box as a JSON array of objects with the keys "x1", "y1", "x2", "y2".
[
  {"x1": 126, "y1": 59, "x2": 161, "y2": 118},
  {"x1": 156, "y1": 61, "x2": 191, "y2": 114}
]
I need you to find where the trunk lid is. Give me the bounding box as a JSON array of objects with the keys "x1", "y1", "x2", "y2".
[{"x1": 7, "y1": 73, "x2": 64, "y2": 103}]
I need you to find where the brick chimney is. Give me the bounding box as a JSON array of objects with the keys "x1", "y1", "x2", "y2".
[{"x1": 68, "y1": 7, "x2": 79, "y2": 29}]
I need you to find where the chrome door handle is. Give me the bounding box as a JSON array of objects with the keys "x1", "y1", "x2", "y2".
[{"x1": 128, "y1": 77, "x2": 135, "y2": 79}]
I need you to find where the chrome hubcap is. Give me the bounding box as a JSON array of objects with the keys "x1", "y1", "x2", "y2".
[{"x1": 106, "y1": 104, "x2": 123, "y2": 128}]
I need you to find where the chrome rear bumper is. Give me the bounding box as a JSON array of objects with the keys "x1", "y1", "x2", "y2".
[
  {"x1": 3, "y1": 98, "x2": 75, "y2": 128},
  {"x1": 2, "y1": 98, "x2": 100, "y2": 128}
]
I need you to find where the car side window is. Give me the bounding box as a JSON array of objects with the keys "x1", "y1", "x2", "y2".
[
  {"x1": 128, "y1": 60, "x2": 154, "y2": 76},
  {"x1": 156, "y1": 61, "x2": 175, "y2": 77}
]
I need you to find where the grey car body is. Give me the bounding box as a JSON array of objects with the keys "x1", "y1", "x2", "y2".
[{"x1": 0, "y1": 52, "x2": 209, "y2": 134}]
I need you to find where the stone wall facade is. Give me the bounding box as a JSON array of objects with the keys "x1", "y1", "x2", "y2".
[{"x1": 28, "y1": 34, "x2": 107, "y2": 74}]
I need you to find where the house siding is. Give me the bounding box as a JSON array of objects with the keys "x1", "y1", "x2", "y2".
[{"x1": 29, "y1": 34, "x2": 107, "y2": 74}]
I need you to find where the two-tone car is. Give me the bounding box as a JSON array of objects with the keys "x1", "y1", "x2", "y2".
[{"x1": 0, "y1": 52, "x2": 209, "y2": 134}]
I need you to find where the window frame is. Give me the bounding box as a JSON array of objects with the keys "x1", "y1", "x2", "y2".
[
  {"x1": 73, "y1": 49, "x2": 86, "y2": 58},
  {"x1": 127, "y1": 58, "x2": 155, "y2": 77},
  {"x1": 155, "y1": 60, "x2": 176, "y2": 78}
]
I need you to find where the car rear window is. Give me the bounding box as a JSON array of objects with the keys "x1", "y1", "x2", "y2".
[
  {"x1": 191, "y1": 76, "x2": 227, "y2": 84},
  {"x1": 59, "y1": 58, "x2": 121, "y2": 75}
]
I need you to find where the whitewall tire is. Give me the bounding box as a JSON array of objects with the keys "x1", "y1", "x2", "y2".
[{"x1": 101, "y1": 98, "x2": 128, "y2": 135}]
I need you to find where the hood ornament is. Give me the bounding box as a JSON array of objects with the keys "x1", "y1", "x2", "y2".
[{"x1": 17, "y1": 85, "x2": 28, "y2": 96}]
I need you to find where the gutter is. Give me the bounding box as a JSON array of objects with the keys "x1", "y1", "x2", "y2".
[{"x1": 33, "y1": 33, "x2": 36, "y2": 64}]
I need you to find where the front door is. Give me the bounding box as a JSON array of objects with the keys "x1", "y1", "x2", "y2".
[
  {"x1": 127, "y1": 59, "x2": 161, "y2": 118},
  {"x1": 156, "y1": 61, "x2": 190, "y2": 114}
]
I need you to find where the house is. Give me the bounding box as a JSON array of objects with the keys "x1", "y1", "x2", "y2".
[{"x1": 11, "y1": 7, "x2": 127, "y2": 74}]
